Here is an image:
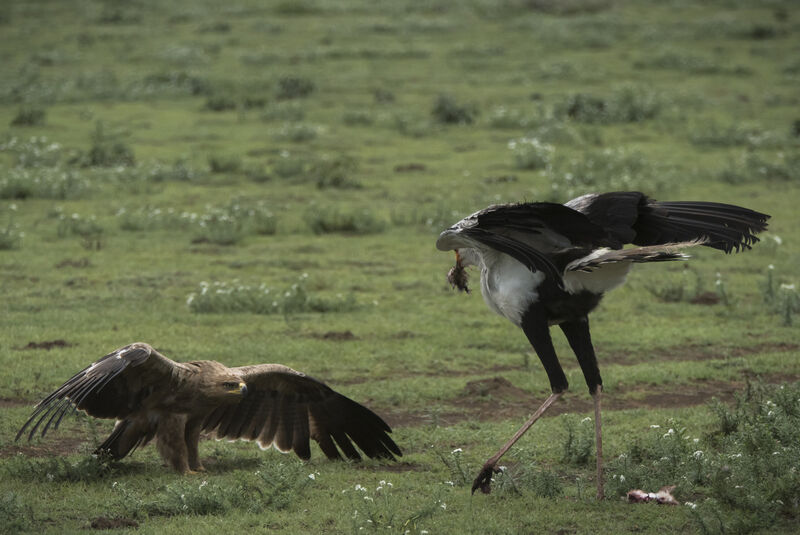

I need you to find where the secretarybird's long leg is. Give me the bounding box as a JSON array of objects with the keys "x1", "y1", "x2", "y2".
[
  {"x1": 471, "y1": 391, "x2": 562, "y2": 494},
  {"x1": 561, "y1": 318, "x2": 604, "y2": 501},
  {"x1": 472, "y1": 307, "x2": 569, "y2": 494}
]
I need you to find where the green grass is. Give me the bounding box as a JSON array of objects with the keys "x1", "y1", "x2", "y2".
[{"x1": 1, "y1": 0, "x2": 799, "y2": 533}]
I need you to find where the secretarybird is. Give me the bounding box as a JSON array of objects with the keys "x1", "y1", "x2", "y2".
[{"x1": 435, "y1": 191, "x2": 769, "y2": 499}]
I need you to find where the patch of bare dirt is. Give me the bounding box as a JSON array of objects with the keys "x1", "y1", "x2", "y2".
[
  {"x1": 1, "y1": 436, "x2": 87, "y2": 459},
  {"x1": 55, "y1": 258, "x2": 91, "y2": 269},
  {"x1": 90, "y1": 517, "x2": 139, "y2": 530},
  {"x1": 309, "y1": 330, "x2": 358, "y2": 341},
  {"x1": 0, "y1": 398, "x2": 27, "y2": 408},
  {"x1": 17, "y1": 339, "x2": 74, "y2": 350},
  {"x1": 394, "y1": 163, "x2": 426, "y2": 172},
  {"x1": 389, "y1": 330, "x2": 416, "y2": 339},
  {"x1": 378, "y1": 374, "x2": 800, "y2": 429},
  {"x1": 602, "y1": 342, "x2": 798, "y2": 366},
  {"x1": 355, "y1": 461, "x2": 420, "y2": 473},
  {"x1": 690, "y1": 292, "x2": 721, "y2": 305}
]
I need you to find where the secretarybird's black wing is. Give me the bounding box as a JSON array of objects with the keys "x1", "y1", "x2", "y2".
[{"x1": 445, "y1": 202, "x2": 611, "y2": 282}]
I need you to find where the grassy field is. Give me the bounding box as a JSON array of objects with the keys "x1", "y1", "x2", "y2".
[{"x1": 1, "y1": 0, "x2": 799, "y2": 533}]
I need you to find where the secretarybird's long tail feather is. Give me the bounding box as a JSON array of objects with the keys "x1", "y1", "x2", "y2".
[{"x1": 633, "y1": 200, "x2": 770, "y2": 253}]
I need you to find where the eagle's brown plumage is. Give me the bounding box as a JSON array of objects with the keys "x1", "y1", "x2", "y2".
[{"x1": 16, "y1": 343, "x2": 401, "y2": 473}]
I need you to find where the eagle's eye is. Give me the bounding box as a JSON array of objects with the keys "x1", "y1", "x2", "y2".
[{"x1": 222, "y1": 381, "x2": 239, "y2": 389}]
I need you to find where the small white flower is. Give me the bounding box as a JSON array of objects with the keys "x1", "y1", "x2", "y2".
[
  {"x1": 440, "y1": 502, "x2": 447, "y2": 510},
  {"x1": 685, "y1": 502, "x2": 697, "y2": 510},
  {"x1": 308, "y1": 473, "x2": 315, "y2": 480},
  {"x1": 451, "y1": 448, "x2": 462, "y2": 454},
  {"x1": 693, "y1": 451, "x2": 703, "y2": 459},
  {"x1": 619, "y1": 475, "x2": 625, "y2": 483},
  {"x1": 581, "y1": 417, "x2": 592, "y2": 423}
]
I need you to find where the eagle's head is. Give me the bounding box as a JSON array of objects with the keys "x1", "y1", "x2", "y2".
[{"x1": 190, "y1": 362, "x2": 248, "y2": 404}]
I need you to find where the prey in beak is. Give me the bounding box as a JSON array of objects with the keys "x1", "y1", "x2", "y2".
[{"x1": 447, "y1": 250, "x2": 470, "y2": 293}]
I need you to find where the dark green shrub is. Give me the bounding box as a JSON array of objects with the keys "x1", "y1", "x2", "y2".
[
  {"x1": 10, "y1": 107, "x2": 46, "y2": 126},
  {"x1": 276, "y1": 76, "x2": 314, "y2": 99},
  {"x1": 432, "y1": 94, "x2": 477, "y2": 125}
]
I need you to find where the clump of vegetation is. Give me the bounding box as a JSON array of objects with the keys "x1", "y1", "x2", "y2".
[
  {"x1": 524, "y1": 0, "x2": 612, "y2": 15},
  {"x1": 435, "y1": 448, "x2": 472, "y2": 487},
  {"x1": 207, "y1": 153, "x2": 242, "y2": 174},
  {"x1": 607, "y1": 383, "x2": 800, "y2": 534},
  {"x1": 0, "y1": 491, "x2": 34, "y2": 533},
  {"x1": 0, "y1": 136, "x2": 62, "y2": 168},
  {"x1": 10, "y1": 107, "x2": 46, "y2": 126},
  {"x1": 431, "y1": 94, "x2": 477, "y2": 125},
  {"x1": 547, "y1": 148, "x2": 667, "y2": 200},
  {"x1": 306, "y1": 206, "x2": 386, "y2": 235},
  {"x1": 633, "y1": 49, "x2": 751, "y2": 76},
  {"x1": 114, "y1": 461, "x2": 314, "y2": 519},
  {"x1": 204, "y1": 94, "x2": 237, "y2": 111},
  {"x1": 261, "y1": 101, "x2": 306, "y2": 122},
  {"x1": 718, "y1": 151, "x2": 799, "y2": 183},
  {"x1": 2, "y1": 453, "x2": 112, "y2": 483},
  {"x1": 186, "y1": 274, "x2": 356, "y2": 315},
  {"x1": 57, "y1": 211, "x2": 105, "y2": 250},
  {"x1": 508, "y1": 137, "x2": 554, "y2": 170},
  {"x1": 557, "y1": 86, "x2": 661, "y2": 123},
  {"x1": 487, "y1": 106, "x2": 536, "y2": 129},
  {"x1": 392, "y1": 112, "x2": 434, "y2": 137},
  {"x1": 760, "y1": 265, "x2": 799, "y2": 326},
  {"x1": 85, "y1": 122, "x2": 135, "y2": 167},
  {"x1": 645, "y1": 266, "x2": 732, "y2": 306},
  {"x1": 272, "y1": 122, "x2": 320, "y2": 142},
  {"x1": 308, "y1": 154, "x2": 361, "y2": 189},
  {"x1": 0, "y1": 204, "x2": 23, "y2": 249},
  {"x1": 690, "y1": 122, "x2": 785, "y2": 149},
  {"x1": 147, "y1": 158, "x2": 207, "y2": 182},
  {"x1": 0, "y1": 168, "x2": 89, "y2": 200},
  {"x1": 341, "y1": 109, "x2": 374, "y2": 126},
  {"x1": 493, "y1": 462, "x2": 564, "y2": 498},
  {"x1": 275, "y1": 76, "x2": 314, "y2": 99},
  {"x1": 344, "y1": 479, "x2": 445, "y2": 534},
  {"x1": 561, "y1": 416, "x2": 595, "y2": 466},
  {"x1": 269, "y1": 150, "x2": 306, "y2": 178}
]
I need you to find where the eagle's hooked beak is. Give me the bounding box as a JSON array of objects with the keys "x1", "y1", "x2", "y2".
[{"x1": 239, "y1": 382, "x2": 248, "y2": 396}]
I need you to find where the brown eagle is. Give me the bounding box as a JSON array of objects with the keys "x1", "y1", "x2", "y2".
[{"x1": 16, "y1": 343, "x2": 401, "y2": 473}]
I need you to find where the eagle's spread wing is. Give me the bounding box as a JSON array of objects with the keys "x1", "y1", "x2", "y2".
[
  {"x1": 15, "y1": 343, "x2": 176, "y2": 441},
  {"x1": 202, "y1": 364, "x2": 401, "y2": 461}
]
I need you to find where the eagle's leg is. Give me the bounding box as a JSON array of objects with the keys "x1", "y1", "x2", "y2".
[
  {"x1": 560, "y1": 318, "x2": 604, "y2": 500},
  {"x1": 185, "y1": 417, "x2": 205, "y2": 472},
  {"x1": 156, "y1": 414, "x2": 191, "y2": 473},
  {"x1": 472, "y1": 308, "x2": 568, "y2": 494}
]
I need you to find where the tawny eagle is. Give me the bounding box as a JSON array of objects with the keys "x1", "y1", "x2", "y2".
[
  {"x1": 16, "y1": 343, "x2": 401, "y2": 473},
  {"x1": 436, "y1": 191, "x2": 769, "y2": 498}
]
